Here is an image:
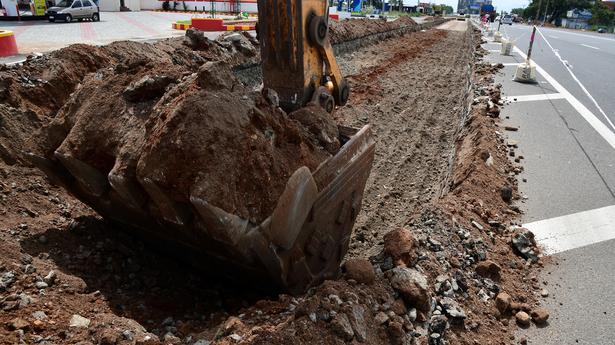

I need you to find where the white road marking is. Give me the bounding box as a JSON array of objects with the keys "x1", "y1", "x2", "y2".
[
  {"x1": 513, "y1": 45, "x2": 615, "y2": 150},
  {"x1": 581, "y1": 44, "x2": 600, "y2": 50},
  {"x1": 502, "y1": 62, "x2": 521, "y2": 66},
  {"x1": 524, "y1": 205, "x2": 615, "y2": 255},
  {"x1": 503, "y1": 93, "x2": 565, "y2": 102},
  {"x1": 549, "y1": 35, "x2": 559, "y2": 39},
  {"x1": 488, "y1": 49, "x2": 501, "y2": 52},
  {"x1": 540, "y1": 27, "x2": 615, "y2": 43},
  {"x1": 535, "y1": 28, "x2": 615, "y2": 133}
]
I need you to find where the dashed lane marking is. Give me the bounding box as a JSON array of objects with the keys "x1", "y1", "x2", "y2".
[
  {"x1": 581, "y1": 44, "x2": 600, "y2": 50},
  {"x1": 503, "y1": 93, "x2": 565, "y2": 102},
  {"x1": 524, "y1": 205, "x2": 615, "y2": 255}
]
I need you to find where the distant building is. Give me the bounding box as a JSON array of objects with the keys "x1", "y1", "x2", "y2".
[
  {"x1": 561, "y1": 8, "x2": 592, "y2": 29},
  {"x1": 457, "y1": 0, "x2": 490, "y2": 14}
]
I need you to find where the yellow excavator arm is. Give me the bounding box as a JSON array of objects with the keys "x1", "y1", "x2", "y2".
[{"x1": 257, "y1": 0, "x2": 349, "y2": 113}]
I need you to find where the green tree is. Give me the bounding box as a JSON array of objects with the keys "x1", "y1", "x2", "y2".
[
  {"x1": 523, "y1": 0, "x2": 590, "y2": 21},
  {"x1": 589, "y1": 1, "x2": 614, "y2": 26},
  {"x1": 511, "y1": 7, "x2": 524, "y2": 16},
  {"x1": 441, "y1": 5, "x2": 454, "y2": 14}
]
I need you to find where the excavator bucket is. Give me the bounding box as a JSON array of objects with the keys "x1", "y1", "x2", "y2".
[{"x1": 27, "y1": 124, "x2": 375, "y2": 293}]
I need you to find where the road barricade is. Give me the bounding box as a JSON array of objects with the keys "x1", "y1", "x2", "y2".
[{"x1": 0, "y1": 30, "x2": 18, "y2": 57}]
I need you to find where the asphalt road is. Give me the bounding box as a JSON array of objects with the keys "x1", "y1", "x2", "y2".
[
  {"x1": 499, "y1": 24, "x2": 615, "y2": 131},
  {"x1": 478, "y1": 20, "x2": 615, "y2": 345}
]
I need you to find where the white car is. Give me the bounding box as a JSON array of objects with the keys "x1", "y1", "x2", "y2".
[{"x1": 501, "y1": 15, "x2": 513, "y2": 25}]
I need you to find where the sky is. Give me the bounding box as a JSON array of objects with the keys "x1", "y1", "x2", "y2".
[{"x1": 439, "y1": 0, "x2": 532, "y2": 12}]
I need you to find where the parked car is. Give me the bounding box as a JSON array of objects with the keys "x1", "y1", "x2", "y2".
[
  {"x1": 46, "y1": 0, "x2": 100, "y2": 23},
  {"x1": 597, "y1": 27, "x2": 607, "y2": 33},
  {"x1": 501, "y1": 14, "x2": 513, "y2": 25}
]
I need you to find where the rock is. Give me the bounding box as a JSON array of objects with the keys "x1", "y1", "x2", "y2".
[
  {"x1": 390, "y1": 299, "x2": 407, "y2": 316},
  {"x1": 0, "y1": 271, "x2": 16, "y2": 291},
  {"x1": 8, "y1": 317, "x2": 30, "y2": 330},
  {"x1": 193, "y1": 340, "x2": 211, "y2": 345},
  {"x1": 475, "y1": 260, "x2": 502, "y2": 280},
  {"x1": 185, "y1": 28, "x2": 212, "y2": 50},
  {"x1": 510, "y1": 302, "x2": 531, "y2": 312},
  {"x1": 439, "y1": 297, "x2": 466, "y2": 320},
  {"x1": 348, "y1": 304, "x2": 367, "y2": 342},
  {"x1": 407, "y1": 308, "x2": 417, "y2": 322},
  {"x1": 99, "y1": 329, "x2": 121, "y2": 345},
  {"x1": 386, "y1": 267, "x2": 431, "y2": 313},
  {"x1": 383, "y1": 228, "x2": 416, "y2": 265},
  {"x1": 540, "y1": 288, "x2": 549, "y2": 297},
  {"x1": 122, "y1": 330, "x2": 135, "y2": 341},
  {"x1": 224, "y1": 33, "x2": 242, "y2": 43},
  {"x1": 515, "y1": 311, "x2": 530, "y2": 327},
  {"x1": 32, "y1": 319, "x2": 45, "y2": 331},
  {"x1": 163, "y1": 333, "x2": 181, "y2": 344},
  {"x1": 330, "y1": 313, "x2": 354, "y2": 341},
  {"x1": 18, "y1": 293, "x2": 33, "y2": 308},
  {"x1": 386, "y1": 321, "x2": 404, "y2": 341},
  {"x1": 263, "y1": 88, "x2": 279, "y2": 107},
  {"x1": 69, "y1": 314, "x2": 91, "y2": 328},
  {"x1": 136, "y1": 334, "x2": 160, "y2": 345},
  {"x1": 23, "y1": 264, "x2": 36, "y2": 274},
  {"x1": 429, "y1": 315, "x2": 448, "y2": 335},
  {"x1": 500, "y1": 185, "x2": 513, "y2": 203},
  {"x1": 512, "y1": 228, "x2": 539, "y2": 262},
  {"x1": 35, "y1": 281, "x2": 48, "y2": 289},
  {"x1": 375, "y1": 312, "x2": 389, "y2": 325},
  {"x1": 471, "y1": 221, "x2": 484, "y2": 231},
  {"x1": 32, "y1": 311, "x2": 47, "y2": 320},
  {"x1": 222, "y1": 316, "x2": 244, "y2": 335},
  {"x1": 495, "y1": 292, "x2": 512, "y2": 314},
  {"x1": 343, "y1": 259, "x2": 376, "y2": 284},
  {"x1": 531, "y1": 308, "x2": 549, "y2": 325},
  {"x1": 43, "y1": 270, "x2": 57, "y2": 286},
  {"x1": 197, "y1": 61, "x2": 234, "y2": 90},
  {"x1": 123, "y1": 75, "x2": 176, "y2": 102}
]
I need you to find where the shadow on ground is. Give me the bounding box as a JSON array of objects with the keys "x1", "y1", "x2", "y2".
[{"x1": 20, "y1": 215, "x2": 270, "y2": 335}]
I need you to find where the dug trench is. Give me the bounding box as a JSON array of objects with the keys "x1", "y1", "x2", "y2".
[{"x1": 0, "y1": 19, "x2": 548, "y2": 345}]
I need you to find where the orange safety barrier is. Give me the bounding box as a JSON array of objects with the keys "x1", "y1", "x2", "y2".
[
  {"x1": 172, "y1": 22, "x2": 193, "y2": 30},
  {"x1": 192, "y1": 18, "x2": 226, "y2": 31},
  {"x1": 172, "y1": 18, "x2": 256, "y2": 31},
  {"x1": 0, "y1": 30, "x2": 18, "y2": 57}
]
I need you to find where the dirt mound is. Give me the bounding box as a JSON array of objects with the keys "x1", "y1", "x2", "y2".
[
  {"x1": 0, "y1": 31, "x2": 259, "y2": 167},
  {"x1": 27, "y1": 36, "x2": 333, "y2": 225},
  {"x1": 329, "y1": 17, "x2": 418, "y2": 44}
]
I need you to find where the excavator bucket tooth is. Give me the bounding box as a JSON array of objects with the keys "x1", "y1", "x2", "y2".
[
  {"x1": 108, "y1": 167, "x2": 148, "y2": 210},
  {"x1": 53, "y1": 150, "x2": 109, "y2": 197},
  {"x1": 23, "y1": 152, "x2": 73, "y2": 189},
  {"x1": 139, "y1": 177, "x2": 191, "y2": 226},
  {"x1": 190, "y1": 195, "x2": 250, "y2": 246},
  {"x1": 267, "y1": 166, "x2": 319, "y2": 250}
]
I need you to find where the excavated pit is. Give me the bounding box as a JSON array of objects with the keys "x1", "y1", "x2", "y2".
[{"x1": 0, "y1": 17, "x2": 546, "y2": 345}]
